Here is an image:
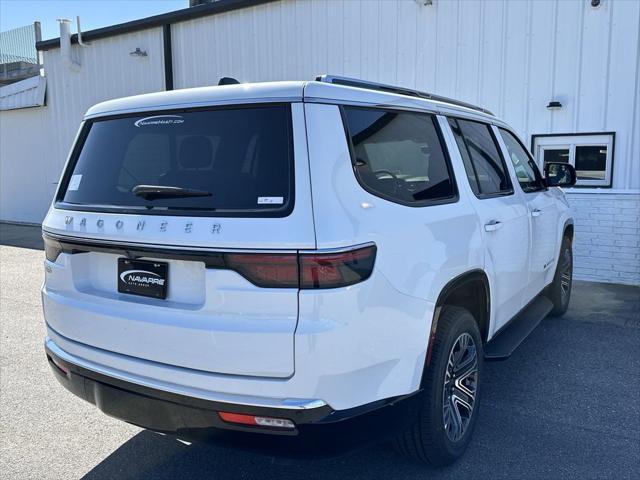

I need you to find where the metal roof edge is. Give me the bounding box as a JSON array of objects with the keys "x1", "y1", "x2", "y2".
[
  {"x1": 0, "y1": 75, "x2": 46, "y2": 111},
  {"x1": 36, "y1": 0, "x2": 278, "y2": 51}
]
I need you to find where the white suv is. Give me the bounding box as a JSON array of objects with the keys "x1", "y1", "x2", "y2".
[{"x1": 42, "y1": 76, "x2": 576, "y2": 465}]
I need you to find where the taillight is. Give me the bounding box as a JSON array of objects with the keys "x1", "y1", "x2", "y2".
[
  {"x1": 222, "y1": 244, "x2": 376, "y2": 289},
  {"x1": 40, "y1": 234, "x2": 376, "y2": 289},
  {"x1": 224, "y1": 253, "x2": 299, "y2": 288},
  {"x1": 43, "y1": 236, "x2": 63, "y2": 262},
  {"x1": 300, "y1": 245, "x2": 377, "y2": 289}
]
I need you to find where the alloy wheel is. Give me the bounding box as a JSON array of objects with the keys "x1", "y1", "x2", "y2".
[
  {"x1": 442, "y1": 332, "x2": 478, "y2": 443},
  {"x1": 560, "y1": 247, "x2": 572, "y2": 303}
]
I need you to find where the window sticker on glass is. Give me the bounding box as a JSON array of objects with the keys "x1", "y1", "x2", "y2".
[
  {"x1": 133, "y1": 115, "x2": 185, "y2": 128},
  {"x1": 258, "y1": 196, "x2": 284, "y2": 205},
  {"x1": 68, "y1": 174, "x2": 82, "y2": 191}
]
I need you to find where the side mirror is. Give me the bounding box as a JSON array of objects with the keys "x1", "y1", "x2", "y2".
[{"x1": 544, "y1": 162, "x2": 576, "y2": 187}]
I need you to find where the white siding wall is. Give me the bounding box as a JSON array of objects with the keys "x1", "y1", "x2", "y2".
[
  {"x1": 0, "y1": 28, "x2": 166, "y2": 222},
  {"x1": 0, "y1": 106, "x2": 51, "y2": 222},
  {"x1": 0, "y1": 0, "x2": 638, "y2": 284},
  {"x1": 175, "y1": 0, "x2": 640, "y2": 285},
  {"x1": 171, "y1": 0, "x2": 640, "y2": 190}
]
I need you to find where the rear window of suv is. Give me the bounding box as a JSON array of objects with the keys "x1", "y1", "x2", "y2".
[{"x1": 58, "y1": 104, "x2": 293, "y2": 217}]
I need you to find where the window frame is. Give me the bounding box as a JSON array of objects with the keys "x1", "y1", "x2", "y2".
[
  {"x1": 447, "y1": 116, "x2": 515, "y2": 200},
  {"x1": 54, "y1": 102, "x2": 296, "y2": 218},
  {"x1": 497, "y1": 127, "x2": 546, "y2": 194},
  {"x1": 340, "y1": 105, "x2": 459, "y2": 208},
  {"x1": 530, "y1": 132, "x2": 615, "y2": 188}
]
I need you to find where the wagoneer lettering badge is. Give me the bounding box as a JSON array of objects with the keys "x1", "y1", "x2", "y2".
[{"x1": 59, "y1": 217, "x2": 224, "y2": 234}]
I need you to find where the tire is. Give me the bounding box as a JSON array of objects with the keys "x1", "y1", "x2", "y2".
[
  {"x1": 395, "y1": 306, "x2": 482, "y2": 466},
  {"x1": 546, "y1": 235, "x2": 573, "y2": 317}
]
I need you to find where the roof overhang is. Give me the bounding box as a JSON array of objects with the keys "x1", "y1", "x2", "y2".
[
  {"x1": 0, "y1": 75, "x2": 46, "y2": 111},
  {"x1": 36, "y1": 0, "x2": 278, "y2": 51}
]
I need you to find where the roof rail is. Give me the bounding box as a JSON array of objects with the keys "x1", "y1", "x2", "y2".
[{"x1": 315, "y1": 74, "x2": 494, "y2": 116}]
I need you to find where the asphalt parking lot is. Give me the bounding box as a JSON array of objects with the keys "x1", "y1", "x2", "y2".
[{"x1": 1, "y1": 223, "x2": 638, "y2": 480}]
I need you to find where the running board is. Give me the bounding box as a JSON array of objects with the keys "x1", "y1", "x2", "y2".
[{"x1": 484, "y1": 295, "x2": 553, "y2": 360}]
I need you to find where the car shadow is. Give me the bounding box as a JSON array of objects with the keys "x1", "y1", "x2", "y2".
[
  {"x1": 80, "y1": 431, "x2": 445, "y2": 480},
  {"x1": 80, "y1": 285, "x2": 640, "y2": 480}
]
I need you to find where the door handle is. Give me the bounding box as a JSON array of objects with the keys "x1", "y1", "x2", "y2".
[
  {"x1": 484, "y1": 220, "x2": 503, "y2": 232},
  {"x1": 531, "y1": 208, "x2": 542, "y2": 217}
]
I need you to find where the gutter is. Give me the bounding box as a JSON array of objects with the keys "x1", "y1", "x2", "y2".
[{"x1": 36, "y1": 0, "x2": 278, "y2": 51}]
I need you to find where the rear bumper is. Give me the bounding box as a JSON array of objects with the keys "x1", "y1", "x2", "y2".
[{"x1": 45, "y1": 341, "x2": 424, "y2": 456}]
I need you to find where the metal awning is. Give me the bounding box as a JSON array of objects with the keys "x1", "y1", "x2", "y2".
[{"x1": 0, "y1": 74, "x2": 46, "y2": 111}]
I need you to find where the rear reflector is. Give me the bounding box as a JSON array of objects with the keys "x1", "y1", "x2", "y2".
[
  {"x1": 218, "y1": 412, "x2": 295, "y2": 430},
  {"x1": 222, "y1": 244, "x2": 376, "y2": 289}
]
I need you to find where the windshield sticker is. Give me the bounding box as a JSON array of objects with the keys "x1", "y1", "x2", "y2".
[
  {"x1": 258, "y1": 196, "x2": 284, "y2": 205},
  {"x1": 134, "y1": 115, "x2": 185, "y2": 128},
  {"x1": 68, "y1": 174, "x2": 82, "y2": 191}
]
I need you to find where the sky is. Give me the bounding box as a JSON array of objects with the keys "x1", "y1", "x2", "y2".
[{"x1": 0, "y1": 0, "x2": 188, "y2": 40}]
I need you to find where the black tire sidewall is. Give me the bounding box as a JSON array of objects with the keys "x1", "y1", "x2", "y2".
[
  {"x1": 422, "y1": 307, "x2": 483, "y2": 460},
  {"x1": 549, "y1": 236, "x2": 572, "y2": 315},
  {"x1": 560, "y1": 239, "x2": 573, "y2": 309}
]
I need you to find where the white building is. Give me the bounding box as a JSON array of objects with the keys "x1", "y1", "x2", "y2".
[{"x1": 1, "y1": 0, "x2": 638, "y2": 285}]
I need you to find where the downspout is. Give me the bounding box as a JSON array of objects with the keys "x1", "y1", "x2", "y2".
[
  {"x1": 76, "y1": 16, "x2": 89, "y2": 47},
  {"x1": 163, "y1": 24, "x2": 174, "y2": 90}
]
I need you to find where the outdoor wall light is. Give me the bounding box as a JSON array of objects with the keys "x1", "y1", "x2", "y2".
[
  {"x1": 129, "y1": 48, "x2": 148, "y2": 57},
  {"x1": 546, "y1": 100, "x2": 562, "y2": 110}
]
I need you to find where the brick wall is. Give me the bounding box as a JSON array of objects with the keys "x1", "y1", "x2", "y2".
[{"x1": 567, "y1": 192, "x2": 640, "y2": 286}]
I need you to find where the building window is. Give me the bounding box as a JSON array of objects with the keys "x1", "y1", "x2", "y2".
[{"x1": 531, "y1": 133, "x2": 615, "y2": 187}]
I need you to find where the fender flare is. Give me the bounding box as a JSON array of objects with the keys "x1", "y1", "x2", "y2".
[
  {"x1": 421, "y1": 269, "x2": 491, "y2": 386},
  {"x1": 563, "y1": 218, "x2": 574, "y2": 239}
]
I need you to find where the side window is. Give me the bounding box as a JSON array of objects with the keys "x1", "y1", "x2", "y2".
[
  {"x1": 448, "y1": 118, "x2": 513, "y2": 197},
  {"x1": 343, "y1": 106, "x2": 456, "y2": 205},
  {"x1": 498, "y1": 128, "x2": 545, "y2": 193},
  {"x1": 448, "y1": 118, "x2": 480, "y2": 196}
]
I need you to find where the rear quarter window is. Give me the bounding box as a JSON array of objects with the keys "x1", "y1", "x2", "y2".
[
  {"x1": 342, "y1": 106, "x2": 457, "y2": 206},
  {"x1": 58, "y1": 104, "x2": 294, "y2": 217}
]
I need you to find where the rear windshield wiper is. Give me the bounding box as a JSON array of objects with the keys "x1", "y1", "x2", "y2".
[{"x1": 132, "y1": 185, "x2": 212, "y2": 201}]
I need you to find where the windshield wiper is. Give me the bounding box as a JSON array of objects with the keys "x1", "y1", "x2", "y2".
[{"x1": 132, "y1": 185, "x2": 212, "y2": 201}]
